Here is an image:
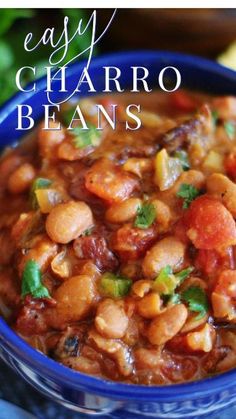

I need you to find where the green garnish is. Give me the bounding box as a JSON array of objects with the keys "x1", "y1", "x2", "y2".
[
  {"x1": 224, "y1": 121, "x2": 235, "y2": 140},
  {"x1": 177, "y1": 183, "x2": 201, "y2": 209},
  {"x1": 82, "y1": 228, "x2": 93, "y2": 237},
  {"x1": 134, "y1": 203, "x2": 156, "y2": 229},
  {"x1": 174, "y1": 150, "x2": 190, "y2": 171},
  {"x1": 211, "y1": 110, "x2": 218, "y2": 127},
  {"x1": 153, "y1": 265, "x2": 176, "y2": 295},
  {"x1": 21, "y1": 260, "x2": 50, "y2": 299},
  {"x1": 163, "y1": 293, "x2": 181, "y2": 305},
  {"x1": 175, "y1": 266, "x2": 194, "y2": 284},
  {"x1": 72, "y1": 124, "x2": 102, "y2": 149},
  {"x1": 63, "y1": 108, "x2": 102, "y2": 149},
  {"x1": 100, "y1": 272, "x2": 132, "y2": 298},
  {"x1": 153, "y1": 265, "x2": 194, "y2": 296},
  {"x1": 30, "y1": 177, "x2": 52, "y2": 209},
  {"x1": 63, "y1": 108, "x2": 76, "y2": 127},
  {"x1": 181, "y1": 286, "x2": 208, "y2": 319}
]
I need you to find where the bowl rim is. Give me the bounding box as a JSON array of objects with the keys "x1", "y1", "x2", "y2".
[{"x1": 0, "y1": 50, "x2": 236, "y2": 402}]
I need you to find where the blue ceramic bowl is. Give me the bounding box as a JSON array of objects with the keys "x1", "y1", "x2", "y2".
[{"x1": 1, "y1": 51, "x2": 236, "y2": 418}]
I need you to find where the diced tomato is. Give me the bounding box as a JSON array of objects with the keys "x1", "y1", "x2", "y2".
[
  {"x1": 170, "y1": 91, "x2": 197, "y2": 113},
  {"x1": 196, "y1": 247, "x2": 235, "y2": 275},
  {"x1": 224, "y1": 151, "x2": 236, "y2": 179},
  {"x1": 85, "y1": 158, "x2": 139, "y2": 204},
  {"x1": 186, "y1": 195, "x2": 236, "y2": 250}
]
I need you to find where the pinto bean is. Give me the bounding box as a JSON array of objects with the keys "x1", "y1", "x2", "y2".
[
  {"x1": 151, "y1": 199, "x2": 171, "y2": 230},
  {"x1": 123, "y1": 158, "x2": 153, "y2": 178},
  {"x1": 134, "y1": 348, "x2": 161, "y2": 369},
  {"x1": 95, "y1": 299, "x2": 129, "y2": 339},
  {"x1": 137, "y1": 292, "x2": 162, "y2": 319},
  {"x1": 105, "y1": 198, "x2": 142, "y2": 224},
  {"x1": 18, "y1": 235, "x2": 58, "y2": 275},
  {"x1": 142, "y1": 236, "x2": 186, "y2": 279},
  {"x1": 186, "y1": 323, "x2": 215, "y2": 353},
  {"x1": 8, "y1": 163, "x2": 36, "y2": 194},
  {"x1": 207, "y1": 173, "x2": 236, "y2": 217},
  {"x1": 85, "y1": 158, "x2": 139, "y2": 204},
  {"x1": 147, "y1": 304, "x2": 188, "y2": 345},
  {"x1": 46, "y1": 201, "x2": 93, "y2": 244},
  {"x1": 49, "y1": 275, "x2": 97, "y2": 328},
  {"x1": 0, "y1": 153, "x2": 24, "y2": 187},
  {"x1": 159, "y1": 170, "x2": 205, "y2": 210},
  {"x1": 38, "y1": 121, "x2": 65, "y2": 159},
  {"x1": 132, "y1": 279, "x2": 152, "y2": 297}
]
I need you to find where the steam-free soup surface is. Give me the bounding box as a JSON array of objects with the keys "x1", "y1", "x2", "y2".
[{"x1": 1, "y1": 90, "x2": 236, "y2": 385}]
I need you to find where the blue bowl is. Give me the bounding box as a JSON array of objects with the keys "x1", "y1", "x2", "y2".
[{"x1": 1, "y1": 51, "x2": 236, "y2": 418}]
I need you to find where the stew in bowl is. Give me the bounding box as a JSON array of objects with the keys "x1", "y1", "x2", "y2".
[{"x1": 1, "y1": 89, "x2": 236, "y2": 386}]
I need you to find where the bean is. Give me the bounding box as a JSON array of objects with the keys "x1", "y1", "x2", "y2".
[
  {"x1": 159, "y1": 170, "x2": 205, "y2": 205},
  {"x1": 95, "y1": 298, "x2": 129, "y2": 339},
  {"x1": 151, "y1": 199, "x2": 171, "y2": 230},
  {"x1": 134, "y1": 348, "x2": 161, "y2": 369},
  {"x1": 51, "y1": 275, "x2": 97, "y2": 327},
  {"x1": 18, "y1": 235, "x2": 58, "y2": 275},
  {"x1": 142, "y1": 236, "x2": 186, "y2": 279},
  {"x1": 147, "y1": 304, "x2": 188, "y2": 345},
  {"x1": 207, "y1": 173, "x2": 236, "y2": 217},
  {"x1": 38, "y1": 121, "x2": 64, "y2": 159},
  {"x1": 186, "y1": 324, "x2": 215, "y2": 353},
  {"x1": 8, "y1": 163, "x2": 36, "y2": 194},
  {"x1": 105, "y1": 198, "x2": 142, "y2": 224},
  {"x1": 46, "y1": 201, "x2": 93, "y2": 244},
  {"x1": 137, "y1": 292, "x2": 162, "y2": 319},
  {"x1": 132, "y1": 279, "x2": 152, "y2": 297},
  {"x1": 0, "y1": 154, "x2": 23, "y2": 187},
  {"x1": 123, "y1": 158, "x2": 153, "y2": 178}
]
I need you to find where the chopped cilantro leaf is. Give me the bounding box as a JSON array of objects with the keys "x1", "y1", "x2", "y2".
[
  {"x1": 69, "y1": 123, "x2": 102, "y2": 149},
  {"x1": 154, "y1": 265, "x2": 193, "y2": 297},
  {"x1": 168, "y1": 293, "x2": 181, "y2": 304},
  {"x1": 211, "y1": 110, "x2": 218, "y2": 127},
  {"x1": 62, "y1": 108, "x2": 75, "y2": 127},
  {"x1": 134, "y1": 203, "x2": 156, "y2": 229},
  {"x1": 153, "y1": 265, "x2": 176, "y2": 295},
  {"x1": 174, "y1": 150, "x2": 190, "y2": 171},
  {"x1": 181, "y1": 286, "x2": 208, "y2": 319},
  {"x1": 21, "y1": 260, "x2": 50, "y2": 299},
  {"x1": 175, "y1": 266, "x2": 194, "y2": 284},
  {"x1": 82, "y1": 228, "x2": 93, "y2": 237},
  {"x1": 177, "y1": 183, "x2": 201, "y2": 209}
]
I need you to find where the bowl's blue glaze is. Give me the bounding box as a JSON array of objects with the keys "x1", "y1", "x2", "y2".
[{"x1": 0, "y1": 51, "x2": 236, "y2": 417}]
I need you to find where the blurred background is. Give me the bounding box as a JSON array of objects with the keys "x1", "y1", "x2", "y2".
[{"x1": 0, "y1": 9, "x2": 236, "y2": 106}]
